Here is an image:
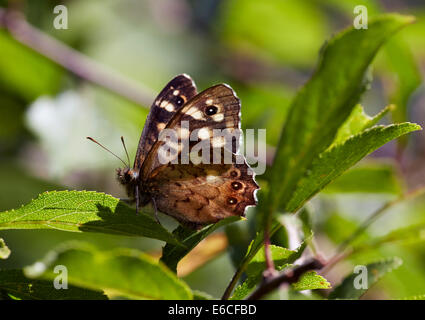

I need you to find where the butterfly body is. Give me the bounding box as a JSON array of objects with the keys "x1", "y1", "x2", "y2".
[{"x1": 117, "y1": 74, "x2": 258, "y2": 229}]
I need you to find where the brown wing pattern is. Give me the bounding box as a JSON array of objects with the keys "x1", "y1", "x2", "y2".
[
  {"x1": 138, "y1": 82, "x2": 258, "y2": 228},
  {"x1": 148, "y1": 155, "x2": 258, "y2": 228},
  {"x1": 133, "y1": 74, "x2": 197, "y2": 169},
  {"x1": 140, "y1": 84, "x2": 241, "y2": 179}
]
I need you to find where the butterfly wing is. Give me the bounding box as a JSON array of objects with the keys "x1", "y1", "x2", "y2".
[
  {"x1": 150, "y1": 154, "x2": 258, "y2": 228},
  {"x1": 133, "y1": 74, "x2": 197, "y2": 169},
  {"x1": 141, "y1": 84, "x2": 242, "y2": 178},
  {"x1": 140, "y1": 83, "x2": 258, "y2": 227}
]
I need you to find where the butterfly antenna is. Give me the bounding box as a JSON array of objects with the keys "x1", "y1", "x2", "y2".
[
  {"x1": 120, "y1": 136, "x2": 131, "y2": 168},
  {"x1": 86, "y1": 137, "x2": 128, "y2": 168}
]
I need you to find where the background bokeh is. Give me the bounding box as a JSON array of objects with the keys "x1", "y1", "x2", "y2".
[{"x1": 0, "y1": 0, "x2": 425, "y2": 299}]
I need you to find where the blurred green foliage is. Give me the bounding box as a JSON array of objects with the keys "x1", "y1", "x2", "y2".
[{"x1": 0, "y1": 0, "x2": 425, "y2": 300}]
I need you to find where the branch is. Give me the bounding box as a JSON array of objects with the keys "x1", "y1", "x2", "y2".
[
  {"x1": 0, "y1": 8, "x2": 156, "y2": 108},
  {"x1": 246, "y1": 258, "x2": 324, "y2": 300}
]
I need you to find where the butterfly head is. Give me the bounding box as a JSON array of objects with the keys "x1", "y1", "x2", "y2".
[
  {"x1": 116, "y1": 167, "x2": 139, "y2": 199},
  {"x1": 116, "y1": 168, "x2": 138, "y2": 184}
]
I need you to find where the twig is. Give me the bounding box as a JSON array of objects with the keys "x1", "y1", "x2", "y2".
[
  {"x1": 262, "y1": 212, "x2": 277, "y2": 278},
  {"x1": 0, "y1": 8, "x2": 156, "y2": 108},
  {"x1": 246, "y1": 258, "x2": 324, "y2": 300},
  {"x1": 221, "y1": 222, "x2": 282, "y2": 300},
  {"x1": 221, "y1": 265, "x2": 247, "y2": 300},
  {"x1": 263, "y1": 226, "x2": 276, "y2": 275}
]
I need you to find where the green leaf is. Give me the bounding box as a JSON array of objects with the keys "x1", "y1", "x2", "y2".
[
  {"x1": 0, "y1": 238, "x2": 11, "y2": 259},
  {"x1": 224, "y1": 221, "x2": 282, "y2": 299},
  {"x1": 231, "y1": 240, "x2": 308, "y2": 300},
  {"x1": 230, "y1": 276, "x2": 261, "y2": 301},
  {"x1": 331, "y1": 104, "x2": 392, "y2": 146},
  {"x1": 0, "y1": 190, "x2": 181, "y2": 246},
  {"x1": 24, "y1": 242, "x2": 193, "y2": 300},
  {"x1": 0, "y1": 269, "x2": 107, "y2": 300},
  {"x1": 246, "y1": 244, "x2": 305, "y2": 277},
  {"x1": 323, "y1": 162, "x2": 402, "y2": 194},
  {"x1": 238, "y1": 221, "x2": 283, "y2": 272},
  {"x1": 292, "y1": 271, "x2": 331, "y2": 291},
  {"x1": 266, "y1": 14, "x2": 414, "y2": 214},
  {"x1": 286, "y1": 123, "x2": 421, "y2": 212},
  {"x1": 329, "y1": 257, "x2": 402, "y2": 299},
  {"x1": 160, "y1": 216, "x2": 241, "y2": 272}
]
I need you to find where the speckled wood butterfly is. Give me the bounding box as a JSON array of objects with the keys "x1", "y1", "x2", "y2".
[{"x1": 91, "y1": 74, "x2": 258, "y2": 229}]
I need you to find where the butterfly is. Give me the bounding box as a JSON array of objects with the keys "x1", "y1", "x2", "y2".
[{"x1": 90, "y1": 74, "x2": 258, "y2": 229}]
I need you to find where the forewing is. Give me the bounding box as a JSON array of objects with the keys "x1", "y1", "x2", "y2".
[
  {"x1": 133, "y1": 74, "x2": 197, "y2": 169},
  {"x1": 141, "y1": 84, "x2": 241, "y2": 178}
]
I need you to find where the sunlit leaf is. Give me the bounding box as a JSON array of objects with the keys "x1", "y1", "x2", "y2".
[
  {"x1": 286, "y1": 123, "x2": 421, "y2": 212},
  {"x1": 246, "y1": 244, "x2": 306, "y2": 277},
  {"x1": 331, "y1": 104, "x2": 392, "y2": 146},
  {"x1": 266, "y1": 14, "x2": 415, "y2": 216},
  {"x1": 292, "y1": 271, "x2": 331, "y2": 291},
  {"x1": 24, "y1": 242, "x2": 192, "y2": 300},
  {"x1": 0, "y1": 191, "x2": 181, "y2": 245}
]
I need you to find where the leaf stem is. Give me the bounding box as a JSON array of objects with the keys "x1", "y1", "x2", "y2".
[
  {"x1": 246, "y1": 258, "x2": 324, "y2": 300},
  {"x1": 221, "y1": 221, "x2": 281, "y2": 300},
  {"x1": 263, "y1": 213, "x2": 277, "y2": 278}
]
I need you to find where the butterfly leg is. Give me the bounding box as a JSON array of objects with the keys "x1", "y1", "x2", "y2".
[
  {"x1": 151, "y1": 197, "x2": 161, "y2": 225},
  {"x1": 135, "y1": 185, "x2": 139, "y2": 214},
  {"x1": 120, "y1": 198, "x2": 132, "y2": 204}
]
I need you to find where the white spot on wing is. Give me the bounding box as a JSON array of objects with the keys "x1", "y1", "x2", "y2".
[
  {"x1": 186, "y1": 107, "x2": 205, "y2": 120},
  {"x1": 206, "y1": 175, "x2": 219, "y2": 183},
  {"x1": 212, "y1": 113, "x2": 224, "y2": 122},
  {"x1": 198, "y1": 128, "x2": 211, "y2": 140},
  {"x1": 212, "y1": 136, "x2": 225, "y2": 148},
  {"x1": 165, "y1": 103, "x2": 175, "y2": 112}
]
